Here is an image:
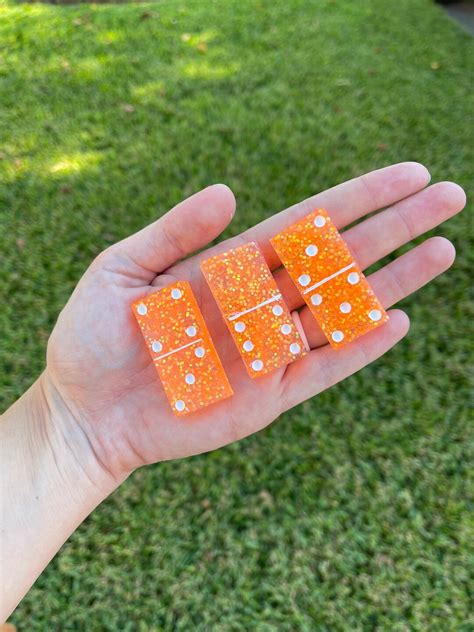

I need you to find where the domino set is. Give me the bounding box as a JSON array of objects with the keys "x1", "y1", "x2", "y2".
[{"x1": 132, "y1": 209, "x2": 388, "y2": 416}]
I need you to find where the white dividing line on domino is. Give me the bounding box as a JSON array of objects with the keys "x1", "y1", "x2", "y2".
[
  {"x1": 154, "y1": 338, "x2": 203, "y2": 361},
  {"x1": 228, "y1": 294, "x2": 282, "y2": 321},
  {"x1": 302, "y1": 263, "x2": 355, "y2": 295}
]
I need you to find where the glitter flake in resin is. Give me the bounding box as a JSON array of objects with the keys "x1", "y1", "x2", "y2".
[
  {"x1": 201, "y1": 242, "x2": 306, "y2": 377},
  {"x1": 270, "y1": 209, "x2": 388, "y2": 348},
  {"x1": 132, "y1": 281, "x2": 233, "y2": 416}
]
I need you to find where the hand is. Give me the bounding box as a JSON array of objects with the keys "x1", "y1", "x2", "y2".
[
  {"x1": 45, "y1": 162, "x2": 465, "y2": 485},
  {"x1": 1, "y1": 162, "x2": 466, "y2": 619}
]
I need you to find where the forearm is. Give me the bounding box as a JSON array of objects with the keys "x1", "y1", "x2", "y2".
[{"x1": 0, "y1": 373, "x2": 120, "y2": 621}]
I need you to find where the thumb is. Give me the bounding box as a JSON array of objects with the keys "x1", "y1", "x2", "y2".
[{"x1": 115, "y1": 184, "x2": 236, "y2": 279}]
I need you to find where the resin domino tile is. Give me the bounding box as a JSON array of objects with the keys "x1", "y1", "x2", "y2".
[
  {"x1": 270, "y1": 208, "x2": 388, "y2": 348},
  {"x1": 132, "y1": 281, "x2": 233, "y2": 416},
  {"x1": 201, "y1": 242, "x2": 306, "y2": 378}
]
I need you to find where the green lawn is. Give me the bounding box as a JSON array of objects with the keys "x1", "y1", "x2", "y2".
[{"x1": 1, "y1": 0, "x2": 473, "y2": 629}]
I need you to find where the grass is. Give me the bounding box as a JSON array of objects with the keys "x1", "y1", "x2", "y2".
[{"x1": 0, "y1": 0, "x2": 473, "y2": 629}]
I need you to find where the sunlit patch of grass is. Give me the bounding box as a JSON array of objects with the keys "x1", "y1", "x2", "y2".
[
  {"x1": 49, "y1": 151, "x2": 103, "y2": 175},
  {"x1": 96, "y1": 29, "x2": 124, "y2": 45},
  {"x1": 180, "y1": 28, "x2": 219, "y2": 52},
  {"x1": 131, "y1": 79, "x2": 166, "y2": 101},
  {"x1": 181, "y1": 59, "x2": 240, "y2": 80}
]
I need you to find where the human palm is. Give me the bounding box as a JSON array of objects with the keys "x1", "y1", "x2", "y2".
[{"x1": 46, "y1": 163, "x2": 465, "y2": 482}]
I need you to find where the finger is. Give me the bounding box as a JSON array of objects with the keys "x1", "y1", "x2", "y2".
[
  {"x1": 344, "y1": 181, "x2": 465, "y2": 269},
  {"x1": 274, "y1": 181, "x2": 466, "y2": 310},
  {"x1": 247, "y1": 161, "x2": 431, "y2": 268},
  {"x1": 113, "y1": 184, "x2": 236, "y2": 280},
  {"x1": 300, "y1": 236, "x2": 455, "y2": 349},
  {"x1": 280, "y1": 309, "x2": 410, "y2": 411},
  {"x1": 181, "y1": 162, "x2": 430, "y2": 275}
]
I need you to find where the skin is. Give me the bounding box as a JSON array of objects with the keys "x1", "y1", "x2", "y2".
[{"x1": 0, "y1": 162, "x2": 466, "y2": 620}]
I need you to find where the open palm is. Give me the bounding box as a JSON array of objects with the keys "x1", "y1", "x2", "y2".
[{"x1": 45, "y1": 163, "x2": 465, "y2": 483}]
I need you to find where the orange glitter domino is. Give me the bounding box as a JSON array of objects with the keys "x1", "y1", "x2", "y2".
[
  {"x1": 270, "y1": 209, "x2": 388, "y2": 349},
  {"x1": 201, "y1": 242, "x2": 306, "y2": 378},
  {"x1": 132, "y1": 281, "x2": 233, "y2": 416}
]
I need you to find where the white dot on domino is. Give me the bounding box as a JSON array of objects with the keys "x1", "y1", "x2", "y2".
[
  {"x1": 298, "y1": 274, "x2": 311, "y2": 287},
  {"x1": 290, "y1": 343, "x2": 301, "y2": 354},
  {"x1": 347, "y1": 272, "x2": 360, "y2": 285},
  {"x1": 252, "y1": 359, "x2": 263, "y2": 372},
  {"x1": 195, "y1": 347, "x2": 205, "y2": 358},
  {"x1": 281, "y1": 324, "x2": 292, "y2": 335},
  {"x1": 243, "y1": 340, "x2": 254, "y2": 352},
  {"x1": 185, "y1": 326, "x2": 197, "y2": 337},
  {"x1": 272, "y1": 305, "x2": 283, "y2": 316},
  {"x1": 340, "y1": 302, "x2": 351, "y2": 314},
  {"x1": 137, "y1": 303, "x2": 147, "y2": 316},
  {"x1": 332, "y1": 330, "x2": 344, "y2": 343},
  {"x1": 314, "y1": 215, "x2": 326, "y2": 228},
  {"x1": 369, "y1": 309, "x2": 382, "y2": 321},
  {"x1": 311, "y1": 293, "x2": 322, "y2": 306},
  {"x1": 151, "y1": 340, "x2": 162, "y2": 353},
  {"x1": 175, "y1": 400, "x2": 185, "y2": 412},
  {"x1": 235, "y1": 321, "x2": 246, "y2": 333},
  {"x1": 305, "y1": 244, "x2": 318, "y2": 257},
  {"x1": 171, "y1": 288, "x2": 182, "y2": 300},
  {"x1": 185, "y1": 373, "x2": 195, "y2": 385}
]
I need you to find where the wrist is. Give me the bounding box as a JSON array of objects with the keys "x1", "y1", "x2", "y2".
[
  {"x1": 36, "y1": 371, "x2": 124, "y2": 498},
  {"x1": 0, "y1": 375, "x2": 121, "y2": 619}
]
